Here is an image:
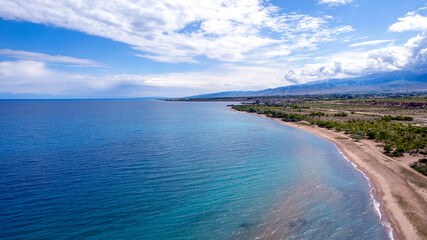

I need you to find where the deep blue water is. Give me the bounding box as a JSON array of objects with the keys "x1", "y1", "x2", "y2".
[{"x1": 0, "y1": 100, "x2": 390, "y2": 239}]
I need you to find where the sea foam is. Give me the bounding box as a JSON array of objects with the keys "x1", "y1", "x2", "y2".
[{"x1": 337, "y1": 147, "x2": 395, "y2": 240}]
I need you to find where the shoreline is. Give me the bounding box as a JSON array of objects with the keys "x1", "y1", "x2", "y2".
[
  {"x1": 336, "y1": 147, "x2": 395, "y2": 240},
  {"x1": 232, "y1": 109, "x2": 427, "y2": 240}
]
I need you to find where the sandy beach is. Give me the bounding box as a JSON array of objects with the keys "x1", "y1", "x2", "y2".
[{"x1": 237, "y1": 110, "x2": 427, "y2": 240}]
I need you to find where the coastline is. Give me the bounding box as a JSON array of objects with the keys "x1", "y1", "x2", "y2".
[{"x1": 232, "y1": 109, "x2": 427, "y2": 240}]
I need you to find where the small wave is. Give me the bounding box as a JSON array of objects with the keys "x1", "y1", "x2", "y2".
[{"x1": 336, "y1": 147, "x2": 395, "y2": 240}]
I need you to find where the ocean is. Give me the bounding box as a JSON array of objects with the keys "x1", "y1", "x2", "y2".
[{"x1": 0, "y1": 100, "x2": 391, "y2": 239}]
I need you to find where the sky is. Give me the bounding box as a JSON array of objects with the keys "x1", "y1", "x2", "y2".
[{"x1": 0, "y1": 0, "x2": 426, "y2": 98}]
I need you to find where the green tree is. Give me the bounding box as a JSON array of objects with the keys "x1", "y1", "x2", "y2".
[
  {"x1": 383, "y1": 144, "x2": 392, "y2": 153},
  {"x1": 367, "y1": 130, "x2": 377, "y2": 140},
  {"x1": 351, "y1": 131, "x2": 363, "y2": 142}
]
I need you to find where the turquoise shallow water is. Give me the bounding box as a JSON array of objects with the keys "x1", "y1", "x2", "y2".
[{"x1": 0, "y1": 100, "x2": 390, "y2": 239}]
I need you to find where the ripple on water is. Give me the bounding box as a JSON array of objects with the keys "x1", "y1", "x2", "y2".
[{"x1": 0, "y1": 101, "x2": 390, "y2": 240}]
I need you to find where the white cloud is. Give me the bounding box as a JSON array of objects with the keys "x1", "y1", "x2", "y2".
[
  {"x1": 283, "y1": 34, "x2": 427, "y2": 83},
  {"x1": 318, "y1": 0, "x2": 353, "y2": 7},
  {"x1": 0, "y1": 60, "x2": 50, "y2": 79},
  {"x1": 1, "y1": 33, "x2": 426, "y2": 97},
  {"x1": 0, "y1": 0, "x2": 352, "y2": 63},
  {"x1": 389, "y1": 14, "x2": 427, "y2": 32},
  {"x1": 349, "y1": 40, "x2": 394, "y2": 47},
  {"x1": 0, "y1": 49, "x2": 103, "y2": 67},
  {"x1": 389, "y1": 7, "x2": 427, "y2": 32},
  {"x1": 3, "y1": 3, "x2": 427, "y2": 98},
  {"x1": 0, "y1": 60, "x2": 286, "y2": 97},
  {"x1": 281, "y1": 8, "x2": 427, "y2": 83},
  {"x1": 0, "y1": 60, "x2": 85, "y2": 95}
]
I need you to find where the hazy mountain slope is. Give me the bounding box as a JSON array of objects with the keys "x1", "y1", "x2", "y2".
[{"x1": 190, "y1": 71, "x2": 427, "y2": 98}]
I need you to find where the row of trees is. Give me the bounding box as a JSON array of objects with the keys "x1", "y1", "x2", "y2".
[
  {"x1": 232, "y1": 105, "x2": 427, "y2": 158},
  {"x1": 381, "y1": 115, "x2": 413, "y2": 121},
  {"x1": 308, "y1": 118, "x2": 426, "y2": 157}
]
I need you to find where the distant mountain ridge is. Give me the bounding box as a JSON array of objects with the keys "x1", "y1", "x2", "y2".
[{"x1": 190, "y1": 71, "x2": 427, "y2": 98}]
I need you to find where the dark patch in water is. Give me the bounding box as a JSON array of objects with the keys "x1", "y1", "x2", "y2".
[
  {"x1": 287, "y1": 218, "x2": 308, "y2": 228},
  {"x1": 239, "y1": 223, "x2": 251, "y2": 229}
]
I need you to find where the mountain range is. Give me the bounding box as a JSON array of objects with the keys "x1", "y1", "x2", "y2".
[{"x1": 190, "y1": 71, "x2": 427, "y2": 98}]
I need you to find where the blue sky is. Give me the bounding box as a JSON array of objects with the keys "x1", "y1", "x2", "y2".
[{"x1": 0, "y1": 0, "x2": 426, "y2": 98}]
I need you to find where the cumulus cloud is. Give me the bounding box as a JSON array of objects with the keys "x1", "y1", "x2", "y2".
[
  {"x1": 282, "y1": 34, "x2": 427, "y2": 83},
  {"x1": 318, "y1": 0, "x2": 353, "y2": 7},
  {"x1": 0, "y1": 0, "x2": 352, "y2": 63},
  {"x1": 389, "y1": 7, "x2": 427, "y2": 32},
  {"x1": 282, "y1": 7, "x2": 427, "y2": 83},
  {"x1": 0, "y1": 49, "x2": 103, "y2": 67},
  {"x1": 389, "y1": 15, "x2": 427, "y2": 32},
  {"x1": 2, "y1": 33, "x2": 425, "y2": 97},
  {"x1": 2, "y1": 2, "x2": 427, "y2": 98}
]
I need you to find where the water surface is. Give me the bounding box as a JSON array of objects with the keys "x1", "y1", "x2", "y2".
[{"x1": 0, "y1": 100, "x2": 389, "y2": 239}]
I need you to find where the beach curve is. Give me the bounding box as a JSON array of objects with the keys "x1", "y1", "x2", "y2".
[{"x1": 232, "y1": 109, "x2": 427, "y2": 240}]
